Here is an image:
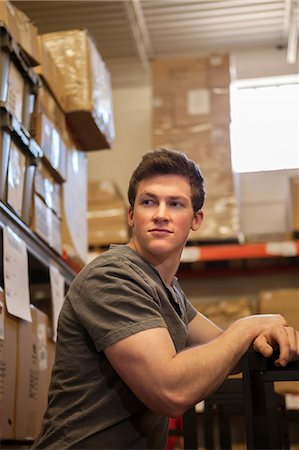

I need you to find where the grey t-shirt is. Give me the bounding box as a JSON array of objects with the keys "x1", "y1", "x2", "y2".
[{"x1": 32, "y1": 245, "x2": 198, "y2": 449}]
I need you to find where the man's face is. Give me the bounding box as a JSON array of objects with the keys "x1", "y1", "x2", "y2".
[{"x1": 128, "y1": 174, "x2": 203, "y2": 262}]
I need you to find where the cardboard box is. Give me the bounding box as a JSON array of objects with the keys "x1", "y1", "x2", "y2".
[
  {"x1": 0, "y1": 289, "x2": 18, "y2": 439},
  {"x1": 0, "y1": 130, "x2": 11, "y2": 201},
  {"x1": 15, "y1": 306, "x2": 50, "y2": 440},
  {"x1": 40, "y1": 29, "x2": 115, "y2": 151},
  {"x1": 31, "y1": 193, "x2": 52, "y2": 244},
  {"x1": 152, "y1": 56, "x2": 238, "y2": 242},
  {"x1": 259, "y1": 289, "x2": 299, "y2": 395},
  {"x1": 173, "y1": 86, "x2": 230, "y2": 127},
  {"x1": 34, "y1": 37, "x2": 66, "y2": 111},
  {"x1": 258, "y1": 289, "x2": 299, "y2": 331},
  {"x1": 0, "y1": 47, "x2": 39, "y2": 132},
  {"x1": 87, "y1": 179, "x2": 129, "y2": 247},
  {"x1": 34, "y1": 112, "x2": 65, "y2": 181},
  {"x1": 62, "y1": 146, "x2": 88, "y2": 267},
  {"x1": 88, "y1": 203, "x2": 129, "y2": 247},
  {"x1": 0, "y1": 0, "x2": 40, "y2": 66},
  {"x1": 152, "y1": 55, "x2": 231, "y2": 130},
  {"x1": 32, "y1": 82, "x2": 66, "y2": 137},
  {"x1": 34, "y1": 161, "x2": 62, "y2": 218},
  {"x1": 6, "y1": 59, "x2": 25, "y2": 124},
  {"x1": 6, "y1": 140, "x2": 26, "y2": 216},
  {"x1": 5, "y1": 136, "x2": 36, "y2": 225}
]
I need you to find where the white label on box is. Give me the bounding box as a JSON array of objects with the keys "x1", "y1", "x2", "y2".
[
  {"x1": 3, "y1": 226, "x2": 32, "y2": 322},
  {"x1": 37, "y1": 323, "x2": 48, "y2": 370},
  {"x1": 50, "y1": 264, "x2": 65, "y2": 342},
  {"x1": 266, "y1": 241, "x2": 297, "y2": 257},
  {"x1": 7, "y1": 62, "x2": 24, "y2": 123},
  {"x1": 187, "y1": 89, "x2": 210, "y2": 115},
  {"x1": 181, "y1": 246, "x2": 201, "y2": 262},
  {"x1": 7, "y1": 143, "x2": 26, "y2": 216}
]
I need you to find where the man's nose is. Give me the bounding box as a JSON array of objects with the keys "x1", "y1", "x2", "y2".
[{"x1": 153, "y1": 203, "x2": 169, "y2": 221}]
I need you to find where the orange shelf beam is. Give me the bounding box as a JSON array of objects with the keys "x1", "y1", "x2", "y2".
[{"x1": 181, "y1": 240, "x2": 299, "y2": 263}]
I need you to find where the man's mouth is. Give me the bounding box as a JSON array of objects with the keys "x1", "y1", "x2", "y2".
[{"x1": 149, "y1": 228, "x2": 173, "y2": 234}]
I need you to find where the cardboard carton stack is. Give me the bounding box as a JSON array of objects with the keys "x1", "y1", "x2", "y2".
[
  {"x1": 152, "y1": 55, "x2": 241, "y2": 243},
  {"x1": 40, "y1": 29, "x2": 115, "y2": 151},
  {"x1": 0, "y1": 0, "x2": 41, "y2": 228},
  {"x1": 1, "y1": 1, "x2": 116, "y2": 268},
  {"x1": 88, "y1": 179, "x2": 129, "y2": 248},
  {"x1": 0, "y1": 289, "x2": 56, "y2": 441}
]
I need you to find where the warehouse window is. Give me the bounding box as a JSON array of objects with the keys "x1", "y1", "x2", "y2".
[{"x1": 230, "y1": 75, "x2": 299, "y2": 173}]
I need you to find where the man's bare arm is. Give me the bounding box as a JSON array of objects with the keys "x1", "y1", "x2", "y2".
[{"x1": 104, "y1": 314, "x2": 297, "y2": 418}]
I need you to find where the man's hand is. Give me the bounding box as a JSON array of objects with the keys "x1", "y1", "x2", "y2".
[{"x1": 253, "y1": 326, "x2": 299, "y2": 367}]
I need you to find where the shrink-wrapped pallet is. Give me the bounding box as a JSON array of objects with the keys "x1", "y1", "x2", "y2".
[{"x1": 40, "y1": 29, "x2": 114, "y2": 151}]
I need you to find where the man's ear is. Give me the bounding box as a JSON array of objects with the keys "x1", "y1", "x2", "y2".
[
  {"x1": 191, "y1": 209, "x2": 204, "y2": 231},
  {"x1": 127, "y1": 206, "x2": 134, "y2": 227}
]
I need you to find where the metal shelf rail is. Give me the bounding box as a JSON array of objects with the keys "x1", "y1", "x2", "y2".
[{"x1": 0, "y1": 201, "x2": 76, "y2": 285}]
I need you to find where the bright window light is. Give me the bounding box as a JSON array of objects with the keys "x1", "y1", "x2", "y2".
[{"x1": 230, "y1": 75, "x2": 299, "y2": 173}]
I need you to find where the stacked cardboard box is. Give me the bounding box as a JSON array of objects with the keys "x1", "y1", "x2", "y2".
[
  {"x1": 0, "y1": 5, "x2": 41, "y2": 228},
  {"x1": 40, "y1": 29, "x2": 115, "y2": 151},
  {"x1": 0, "y1": 0, "x2": 40, "y2": 66},
  {"x1": 152, "y1": 55, "x2": 241, "y2": 242},
  {"x1": 0, "y1": 289, "x2": 56, "y2": 440},
  {"x1": 88, "y1": 179, "x2": 129, "y2": 248}
]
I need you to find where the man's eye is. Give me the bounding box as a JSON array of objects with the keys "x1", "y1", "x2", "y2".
[
  {"x1": 170, "y1": 201, "x2": 183, "y2": 207},
  {"x1": 141, "y1": 199, "x2": 154, "y2": 206}
]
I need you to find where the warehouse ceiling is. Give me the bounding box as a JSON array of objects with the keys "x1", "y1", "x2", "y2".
[{"x1": 12, "y1": 0, "x2": 299, "y2": 88}]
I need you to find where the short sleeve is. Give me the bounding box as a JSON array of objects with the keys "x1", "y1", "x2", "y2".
[{"x1": 71, "y1": 261, "x2": 167, "y2": 351}]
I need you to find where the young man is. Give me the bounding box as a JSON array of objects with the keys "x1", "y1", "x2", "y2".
[{"x1": 33, "y1": 149, "x2": 299, "y2": 449}]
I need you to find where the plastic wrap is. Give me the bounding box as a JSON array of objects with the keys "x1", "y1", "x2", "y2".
[{"x1": 41, "y1": 29, "x2": 114, "y2": 150}]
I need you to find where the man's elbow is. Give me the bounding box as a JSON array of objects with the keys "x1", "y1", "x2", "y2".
[{"x1": 150, "y1": 388, "x2": 196, "y2": 418}]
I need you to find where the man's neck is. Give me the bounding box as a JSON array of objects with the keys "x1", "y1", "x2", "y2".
[{"x1": 127, "y1": 240, "x2": 181, "y2": 285}]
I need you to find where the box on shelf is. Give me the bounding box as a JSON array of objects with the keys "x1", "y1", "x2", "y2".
[
  {"x1": 5, "y1": 135, "x2": 36, "y2": 226},
  {"x1": 152, "y1": 55, "x2": 230, "y2": 131},
  {"x1": 0, "y1": 42, "x2": 40, "y2": 132},
  {"x1": 40, "y1": 29, "x2": 115, "y2": 151},
  {"x1": 258, "y1": 289, "x2": 299, "y2": 395},
  {"x1": 88, "y1": 179, "x2": 129, "y2": 247},
  {"x1": 34, "y1": 160, "x2": 62, "y2": 218},
  {"x1": 34, "y1": 36, "x2": 66, "y2": 111},
  {"x1": 152, "y1": 56, "x2": 239, "y2": 243},
  {"x1": 0, "y1": 288, "x2": 18, "y2": 440},
  {"x1": 62, "y1": 145, "x2": 88, "y2": 268},
  {"x1": 14, "y1": 306, "x2": 50, "y2": 440},
  {"x1": 31, "y1": 193, "x2": 62, "y2": 255},
  {"x1": 234, "y1": 170, "x2": 294, "y2": 243},
  {"x1": 33, "y1": 111, "x2": 66, "y2": 181},
  {"x1": 258, "y1": 289, "x2": 299, "y2": 331},
  {"x1": 0, "y1": 129, "x2": 11, "y2": 202},
  {"x1": 0, "y1": 0, "x2": 40, "y2": 66}
]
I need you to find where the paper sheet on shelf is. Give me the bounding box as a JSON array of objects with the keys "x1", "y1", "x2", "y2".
[
  {"x1": 50, "y1": 264, "x2": 65, "y2": 342},
  {"x1": 3, "y1": 226, "x2": 32, "y2": 322}
]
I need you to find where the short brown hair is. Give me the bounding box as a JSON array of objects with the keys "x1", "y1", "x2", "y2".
[{"x1": 128, "y1": 148, "x2": 205, "y2": 213}]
